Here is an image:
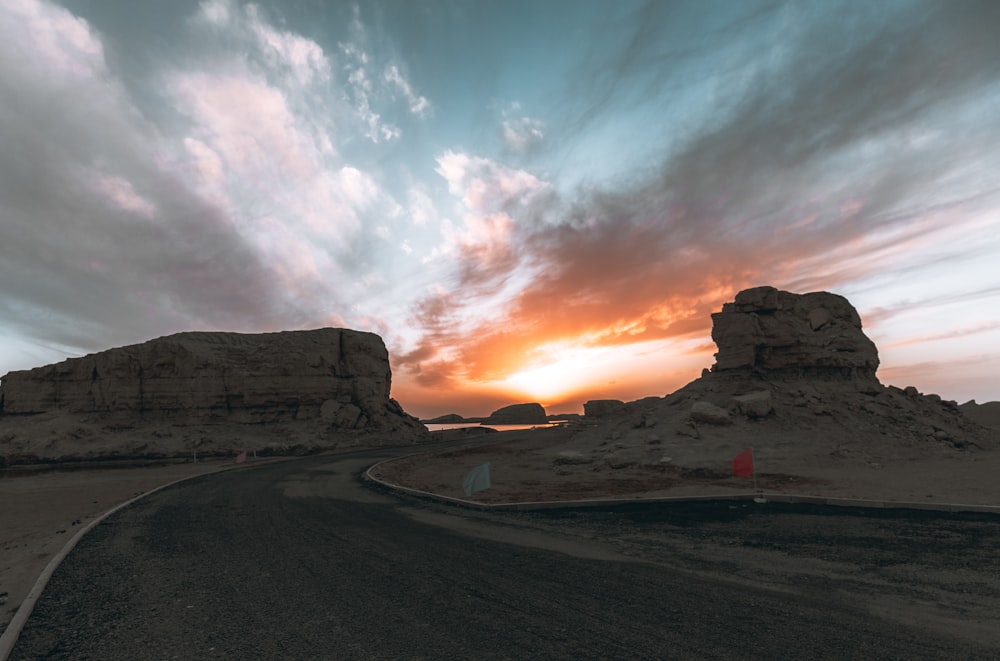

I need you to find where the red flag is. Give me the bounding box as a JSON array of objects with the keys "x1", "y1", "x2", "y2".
[
  {"x1": 732, "y1": 448, "x2": 754, "y2": 477},
  {"x1": 235, "y1": 450, "x2": 248, "y2": 464}
]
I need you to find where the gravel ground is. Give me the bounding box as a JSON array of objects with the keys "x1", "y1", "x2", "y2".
[{"x1": 10, "y1": 451, "x2": 1000, "y2": 660}]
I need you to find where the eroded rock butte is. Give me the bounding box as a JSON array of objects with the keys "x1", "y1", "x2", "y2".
[{"x1": 0, "y1": 329, "x2": 427, "y2": 464}]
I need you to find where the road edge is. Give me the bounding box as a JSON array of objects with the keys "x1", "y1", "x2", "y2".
[
  {"x1": 0, "y1": 458, "x2": 287, "y2": 661},
  {"x1": 363, "y1": 458, "x2": 1000, "y2": 514}
]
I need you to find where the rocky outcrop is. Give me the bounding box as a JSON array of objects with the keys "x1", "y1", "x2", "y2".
[
  {"x1": 960, "y1": 401, "x2": 1000, "y2": 430},
  {"x1": 0, "y1": 329, "x2": 428, "y2": 463},
  {"x1": 711, "y1": 286, "x2": 879, "y2": 379},
  {"x1": 553, "y1": 286, "x2": 997, "y2": 473},
  {"x1": 484, "y1": 403, "x2": 548, "y2": 425},
  {"x1": 584, "y1": 400, "x2": 626, "y2": 418}
]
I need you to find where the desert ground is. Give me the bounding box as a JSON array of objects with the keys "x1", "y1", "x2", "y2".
[
  {"x1": 4, "y1": 414, "x2": 999, "y2": 640},
  {"x1": 373, "y1": 424, "x2": 1000, "y2": 507}
]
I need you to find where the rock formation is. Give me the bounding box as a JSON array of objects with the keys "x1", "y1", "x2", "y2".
[
  {"x1": 484, "y1": 403, "x2": 548, "y2": 425},
  {"x1": 710, "y1": 286, "x2": 879, "y2": 378},
  {"x1": 959, "y1": 401, "x2": 1000, "y2": 430},
  {"x1": 583, "y1": 400, "x2": 625, "y2": 418},
  {"x1": 0, "y1": 329, "x2": 428, "y2": 464},
  {"x1": 554, "y1": 286, "x2": 997, "y2": 474}
]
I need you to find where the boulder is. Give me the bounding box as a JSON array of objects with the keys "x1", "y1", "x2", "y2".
[
  {"x1": 484, "y1": 402, "x2": 548, "y2": 424},
  {"x1": 732, "y1": 390, "x2": 773, "y2": 419},
  {"x1": 690, "y1": 401, "x2": 732, "y2": 425},
  {"x1": 584, "y1": 400, "x2": 626, "y2": 417}
]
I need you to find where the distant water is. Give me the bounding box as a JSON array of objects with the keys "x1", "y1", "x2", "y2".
[{"x1": 424, "y1": 422, "x2": 567, "y2": 432}]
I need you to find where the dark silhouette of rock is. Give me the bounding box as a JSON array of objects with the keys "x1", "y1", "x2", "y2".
[
  {"x1": 422, "y1": 413, "x2": 467, "y2": 424},
  {"x1": 959, "y1": 400, "x2": 1000, "y2": 430},
  {"x1": 0, "y1": 329, "x2": 428, "y2": 463},
  {"x1": 584, "y1": 399, "x2": 626, "y2": 417},
  {"x1": 711, "y1": 285, "x2": 879, "y2": 379},
  {"x1": 484, "y1": 403, "x2": 547, "y2": 424}
]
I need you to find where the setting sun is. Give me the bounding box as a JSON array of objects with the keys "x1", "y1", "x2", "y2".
[
  {"x1": 490, "y1": 338, "x2": 716, "y2": 412},
  {"x1": 498, "y1": 343, "x2": 610, "y2": 404}
]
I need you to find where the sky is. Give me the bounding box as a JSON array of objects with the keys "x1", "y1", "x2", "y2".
[{"x1": 1, "y1": 0, "x2": 999, "y2": 418}]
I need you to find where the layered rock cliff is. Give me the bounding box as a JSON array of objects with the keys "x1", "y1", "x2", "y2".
[{"x1": 0, "y1": 329, "x2": 428, "y2": 463}]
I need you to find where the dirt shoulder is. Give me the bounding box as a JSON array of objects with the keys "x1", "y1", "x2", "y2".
[
  {"x1": 372, "y1": 427, "x2": 1000, "y2": 507},
  {"x1": 0, "y1": 459, "x2": 252, "y2": 633}
]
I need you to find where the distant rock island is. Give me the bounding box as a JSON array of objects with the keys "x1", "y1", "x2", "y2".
[
  {"x1": 484, "y1": 403, "x2": 548, "y2": 425},
  {"x1": 0, "y1": 328, "x2": 428, "y2": 465},
  {"x1": 424, "y1": 403, "x2": 556, "y2": 426},
  {"x1": 422, "y1": 413, "x2": 469, "y2": 424}
]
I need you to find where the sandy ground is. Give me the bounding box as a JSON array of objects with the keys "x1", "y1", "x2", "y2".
[
  {"x1": 0, "y1": 459, "x2": 254, "y2": 633},
  {"x1": 373, "y1": 426, "x2": 1000, "y2": 506}
]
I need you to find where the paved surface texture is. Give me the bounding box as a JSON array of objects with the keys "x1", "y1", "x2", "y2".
[{"x1": 10, "y1": 446, "x2": 1000, "y2": 660}]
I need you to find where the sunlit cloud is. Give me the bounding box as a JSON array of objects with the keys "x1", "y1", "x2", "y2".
[
  {"x1": 88, "y1": 174, "x2": 157, "y2": 219},
  {"x1": 502, "y1": 115, "x2": 545, "y2": 153},
  {"x1": 384, "y1": 64, "x2": 431, "y2": 116},
  {"x1": 3, "y1": 0, "x2": 105, "y2": 79},
  {"x1": 2, "y1": 0, "x2": 999, "y2": 419}
]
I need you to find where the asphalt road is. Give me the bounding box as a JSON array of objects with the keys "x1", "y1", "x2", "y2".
[{"x1": 10, "y1": 445, "x2": 1000, "y2": 660}]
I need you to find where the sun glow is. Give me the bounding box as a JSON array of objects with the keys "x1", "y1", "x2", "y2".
[
  {"x1": 495, "y1": 337, "x2": 717, "y2": 411},
  {"x1": 498, "y1": 342, "x2": 613, "y2": 404}
]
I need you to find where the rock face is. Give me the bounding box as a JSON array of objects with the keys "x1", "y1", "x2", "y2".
[
  {"x1": 584, "y1": 400, "x2": 626, "y2": 418},
  {"x1": 484, "y1": 403, "x2": 548, "y2": 425},
  {"x1": 0, "y1": 329, "x2": 428, "y2": 463},
  {"x1": 711, "y1": 286, "x2": 879, "y2": 378}
]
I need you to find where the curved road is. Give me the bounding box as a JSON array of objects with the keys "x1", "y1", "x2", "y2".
[{"x1": 10, "y1": 445, "x2": 999, "y2": 659}]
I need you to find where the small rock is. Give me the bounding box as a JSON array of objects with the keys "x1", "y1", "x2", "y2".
[
  {"x1": 732, "y1": 391, "x2": 773, "y2": 419},
  {"x1": 553, "y1": 451, "x2": 592, "y2": 465},
  {"x1": 605, "y1": 454, "x2": 636, "y2": 470},
  {"x1": 690, "y1": 401, "x2": 732, "y2": 425}
]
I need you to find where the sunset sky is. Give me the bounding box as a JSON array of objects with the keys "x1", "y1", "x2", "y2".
[{"x1": 1, "y1": 0, "x2": 999, "y2": 418}]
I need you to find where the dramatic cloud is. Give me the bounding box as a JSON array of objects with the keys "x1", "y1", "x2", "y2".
[
  {"x1": 395, "y1": 0, "x2": 1000, "y2": 412},
  {"x1": 0, "y1": 0, "x2": 287, "y2": 351},
  {"x1": 2, "y1": 0, "x2": 998, "y2": 416}
]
